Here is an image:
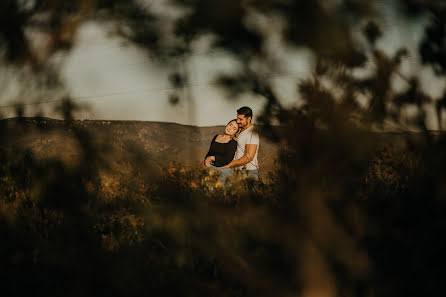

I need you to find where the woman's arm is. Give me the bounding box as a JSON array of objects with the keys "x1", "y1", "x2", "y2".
[
  {"x1": 204, "y1": 135, "x2": 217, "y2": 167},
  {"x1": 222, "y1": 143, "x2": 257, "y2": 168}
]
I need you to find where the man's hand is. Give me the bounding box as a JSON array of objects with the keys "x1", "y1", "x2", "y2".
[
  {"x1": 224, "y1": 144, "x2": 258, "y2": 169},
  {"x1": 204, "y1": 156, "x2": 215, "y2": 167}
]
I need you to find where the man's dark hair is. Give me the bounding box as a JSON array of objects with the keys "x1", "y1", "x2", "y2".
[{"x1": 237, "y1": 106, "x2": 253, "y2": 119}]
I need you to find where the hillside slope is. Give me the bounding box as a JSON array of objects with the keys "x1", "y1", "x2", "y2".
[{"x1": 0, "y1": 118, "x2": 279, "y2": 175}]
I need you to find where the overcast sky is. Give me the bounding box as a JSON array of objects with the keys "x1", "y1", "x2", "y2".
[
  {"x1": 1, "y1": 2, "x2": 445, "y2": 128},
  {"x1": 61, "y1": 23, "x2": 270, "y2": 127}
]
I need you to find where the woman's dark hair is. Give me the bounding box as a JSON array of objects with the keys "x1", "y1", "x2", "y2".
[
  {"x1": 227, "y1": 119, "x2": 237, "y2": 125},
  {"x1": 237, "y1": 106, "x2": 253, "y2": 119}
]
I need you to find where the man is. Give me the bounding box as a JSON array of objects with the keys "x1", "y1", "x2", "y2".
[{"x1": 222, "y1": 106, "x2": 260, "y2": 179}]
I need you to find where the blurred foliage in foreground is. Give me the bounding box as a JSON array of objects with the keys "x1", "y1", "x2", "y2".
[
  {"x1": 2, "y1": 0, "x2": 446, "y2": 297},
  {"x1": 1, "y1": 124, "x2": 446, "y2": 297}
]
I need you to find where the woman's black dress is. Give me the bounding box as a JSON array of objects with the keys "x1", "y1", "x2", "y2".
[{"x1": 204, "y1": 135, "x2": 237, "y2": 167}]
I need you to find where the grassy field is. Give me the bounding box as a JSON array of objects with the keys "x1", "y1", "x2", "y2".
[{"x1": 1, "y1": 117, "x2": 445, "y2": 297}]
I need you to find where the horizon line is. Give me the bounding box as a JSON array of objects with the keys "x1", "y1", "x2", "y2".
[{"x1": 1, "y1": 116, "x2": 445, "y2": 133}]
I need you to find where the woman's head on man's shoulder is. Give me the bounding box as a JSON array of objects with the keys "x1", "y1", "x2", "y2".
[{"x1": 225, "y1": 119, "x2": 239, "y2": 138}]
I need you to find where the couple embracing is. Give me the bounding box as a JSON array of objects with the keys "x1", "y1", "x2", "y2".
[{"x1": 204, "y1": 106, "x2": 260, "y2": 182}]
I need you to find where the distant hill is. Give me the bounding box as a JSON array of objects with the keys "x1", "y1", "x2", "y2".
[
  {"x1": 0, "y1": 117, "x2": 279, "y2": 176},
  {"x1": 2, "y1": 117, "x2": 442, "y2": 178}
]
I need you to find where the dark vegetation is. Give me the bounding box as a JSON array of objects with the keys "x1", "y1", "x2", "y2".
[{"x1": 2, "y1": 0, "x2": 446, "y2": 296}]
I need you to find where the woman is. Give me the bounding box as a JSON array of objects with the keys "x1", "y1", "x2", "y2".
[{"x1": 204, "y1": 119, "x2": 239, "y2": 183}]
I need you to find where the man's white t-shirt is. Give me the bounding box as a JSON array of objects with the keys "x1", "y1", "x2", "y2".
[{"x1": 234, "y1": 125, "x2": 260, "y2": 171}]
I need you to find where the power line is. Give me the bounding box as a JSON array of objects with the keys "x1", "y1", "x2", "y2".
[
  {"x1": 0, "y1": 81, "x2": 215, "y2": 110},
  {"x1": 0, "y1": 72, "x2": 305, "y2": 110},
  {"x1": 0, "y1": 99, "x2": 65, "y2": 109},
  {"x1": 5, "y1": 56, "x2": 413, "y2": 111}
]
